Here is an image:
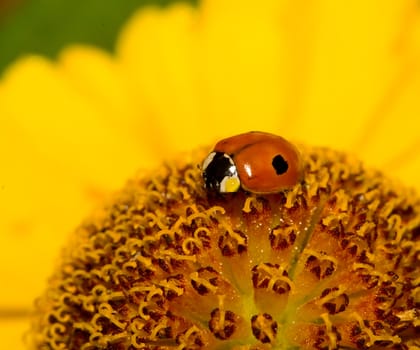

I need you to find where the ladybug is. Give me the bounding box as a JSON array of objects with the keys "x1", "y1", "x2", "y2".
[{"x1": 202, "y1": 131, "x2": 302, "y2": 194}]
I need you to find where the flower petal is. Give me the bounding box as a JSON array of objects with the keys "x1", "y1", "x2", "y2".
[
  {"x1": 0, "y1": 318, "x2": 27, "y2": 350},
  {"x1": 197, "y1": 0, "x2": 291, "y2": 136},
  {"x1": 393, "y1": 147, "x2": 420, "y2": 191},
  {"x1": 287, "y1": 0, "x2": 418, "y2": 150},
  {"x1": 117, "y1": 4, "x2": 206, "y2": 153},
  {"x1": 58, "y1": 45, "x2": 159, "y2": 168}
]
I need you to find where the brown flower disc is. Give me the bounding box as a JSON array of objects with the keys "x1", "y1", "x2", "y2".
[{"x1": 29, "y1": 146, "x2": 420, "y2": 350}]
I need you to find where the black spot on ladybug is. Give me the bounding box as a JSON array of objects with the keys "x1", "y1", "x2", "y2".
[{"x1": 272, "y1": 155, "x2": 288, "y2": 175}]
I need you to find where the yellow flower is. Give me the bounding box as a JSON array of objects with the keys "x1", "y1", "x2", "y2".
[{"x1": 0, "y1": 0, "x2": 419, "y2": 349}]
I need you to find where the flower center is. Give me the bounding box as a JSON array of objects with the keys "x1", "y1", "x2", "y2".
[{"x1": 29, "y1": 146, "x2": 420, "y2": 350}]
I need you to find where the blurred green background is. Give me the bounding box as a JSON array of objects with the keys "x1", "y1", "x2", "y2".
[{"x1": 0, "y1": 0, "x2": 197, "y2": 75}]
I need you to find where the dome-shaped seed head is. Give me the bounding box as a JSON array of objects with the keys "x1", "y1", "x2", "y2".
[{"x1": 29, "y1": 146, "x2": 420, "y2": 350}]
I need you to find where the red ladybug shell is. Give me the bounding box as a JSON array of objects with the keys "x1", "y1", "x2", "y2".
[{"x1": 213, "y1": 131, "x2": 302, "y2": 193}]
